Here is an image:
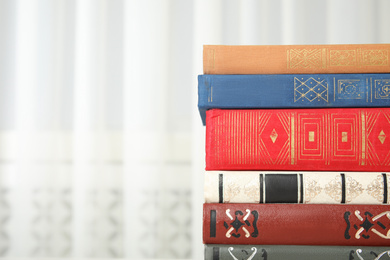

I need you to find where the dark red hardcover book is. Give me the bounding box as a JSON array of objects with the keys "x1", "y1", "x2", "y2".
[
  {"x1": 203, "y1": 203, "x2": 390, "y2": 246},
  {"x1": 206, "y1": 108, "x2": 390, "y2": 171}
]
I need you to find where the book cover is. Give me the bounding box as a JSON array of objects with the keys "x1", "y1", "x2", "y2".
[
  {"x1": 205, "y1": 244, "x2": 390, "y2": 260},
  {"x1": 203, "y1": 44, "x2": 390, "y2": 74},
  {"x1": 198, "y1": 74, "x2": 390, "y2": 125},
  {"x1": 203, "y1": 203, "x2": 390, "y2": 246},
  {"x1": 205, "y1": 171, "x2": 390, "y2": 204},
  {"x1": 206, "y1": 108, "x2": 390, "y2": 172}
]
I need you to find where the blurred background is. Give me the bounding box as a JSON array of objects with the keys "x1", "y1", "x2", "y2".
[{"x1": 0, "y1": 0, "x2": 390, "y2": 259}]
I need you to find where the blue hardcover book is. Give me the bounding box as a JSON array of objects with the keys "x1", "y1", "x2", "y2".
[{"x1": 198, "y1": 74, "x2": 390, "y2": 125}]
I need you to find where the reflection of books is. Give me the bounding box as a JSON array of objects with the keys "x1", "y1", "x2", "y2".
[
  {"x1": 206, "y1": 108, "x2": 390, "y2": 172},
  {"x1": 204, "y1": 44, "x2": 390, "y2": 74},
  {"x1": 198, "y1": 74, "x2": 390, "y2": 125},
  {"x1": 204, "y1": 171, "x2": 390, "y2": 204},
  {"x1": 203, "y1": 203, "x2": 390, "y2": 246},
  {"x1": 205, "y1": 244, "x2": 390, "y2": 260}
]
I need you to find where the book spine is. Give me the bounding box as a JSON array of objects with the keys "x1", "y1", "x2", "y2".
[
  {"x1": 205, "y1": 244, "x2": 390, "y2": 260},
  {"x1": 206, "y1": 108, "x2": 390, "y2": 172},
  {"x1": 203, "y1": 44, "x2": 390, "y2": 74},
  {"x1": 204, "y1": 171, "x2": 390, "y2": 204},
  {"x1": 198, "y1": 74, "x2": 390, "y2": 125},
  {"x1": 203, "y1": 203, "x2": 390, "y2": 246}
]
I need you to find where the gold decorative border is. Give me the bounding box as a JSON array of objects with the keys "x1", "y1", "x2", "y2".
[
  {"x1": 287, "y1": 48, "x2": 390, "y2": 69},
  {"x1": 374, "y1": 79, "x2": 390, "y2": 100}
]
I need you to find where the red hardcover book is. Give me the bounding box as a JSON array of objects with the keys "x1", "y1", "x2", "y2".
[
  {"x1": 206, "y1": 108, "x2": 390, "y2": 171},
  {"x1": 203, "y1": 203, "x2": 390, "y2": 246}
]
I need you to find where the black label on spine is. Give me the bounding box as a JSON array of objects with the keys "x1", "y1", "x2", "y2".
[
  {"x1": 383, "y1": 173, "x2": 388, "y2": 204},
  {"x1": 299, "y1": 173, "x2": 303, "y2": 203},
  {"x1": 265, "y1": 174, "x2": 298, "y2": 203},
  {"x1": 260, "y1": 174, "x2": 263, "y2": 203},
  {"x1": 219, "y1": 174, "x2": 223, "y2": 203},
  {"x1": 210, "y1": 210, "x2": 216, "y2": 237},
  {"x1": 341, "y1": 173, "x2": 346, "y2": 204}
]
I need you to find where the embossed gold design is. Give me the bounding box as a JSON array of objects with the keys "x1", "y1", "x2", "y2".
[
  {"x1": 298, "y1": 114, "x2": 325, "y2": 160},
  {"x1": 294, "y1": 77, "x2": 328, "y2": 103},
  {"x1": 325, "y1": 176, "x2": 342, "y2": 202},
  {"x1": 270, "y1": 129, "x2": 278, "y2": 143},
  {"x1": 365, "y1": 110, "x2": 390, "y2": 166},
  {"x1": 208, "y1": 86, "x2": 213, "y2": 102},
  {"x1": 379, "y1": 130, "x2": 386, "y2": 144},
  {"x1": 288, "y1": 48, "x2": 389, "y2": 70},
  {"x1": 304, "y1": 177, "x2": 322, "y2": 203},
  {"x1": 337, "y1": 79, "x2": 363, "y2": 100},
  {"x1": 374, "y1": 79, "x2": 390, "y2": 99},
  {"x1": 224, "y1": 183, "x2": 241, "y2": 203},
  {"x1": 288, "y1": 49, "x2": 323, "y2": 68},
  {"x1": 258, "y1": 112, "x2": 291, "y2": 165},
  {"x1": 345, "y1": 176, "x2": 363, "y2": 203},
  {"x1": 309, "y1": 131, "x2": 315, "y2": 142},
  {"x1": 342, "y1": 132, "x2": 348, "y2": 142},
  {"x1": 367, "y1": 175, "x2": 384, "y2": 203},
  {"x1": 329, "y1": 50, "x2": 356, "y2": 66},
  {"x1": 291, "y1": 114, "x2": 295, "y2": 164},
  {"x1": 361, "y1": 49, "x2": 389, "y2": 66},
  {"x1": 332, "y1": 115, "x2": 357, "y2": 159},
  {"x1": 361, "y1": 111, "x2": 366, "y2": 165}
]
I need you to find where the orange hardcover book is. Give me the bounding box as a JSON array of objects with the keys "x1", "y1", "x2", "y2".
[{"x1": 203, "y1": 44, "x2": 390, "y2": 74}]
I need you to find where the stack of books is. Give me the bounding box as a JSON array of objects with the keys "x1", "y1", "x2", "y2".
[{"x1": 198, "y1": 44, "x2": 390, "y2": 259}]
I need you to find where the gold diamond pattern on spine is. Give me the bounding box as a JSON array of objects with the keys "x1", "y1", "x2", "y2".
[
  {"x1": 276, "y1": 112, "x2": 291, "y2": 165},
  {"x1": 365, "y1": 110, "x2": 390, "y2": 166},
  {"x1": 270, "y1": 129, "x2": 278, "y2": 143},
  {"x1": 288, "y1": 49, "x2": 323, "y2": 68},
  {"x1": 256, "y1": 111, "x2": 292, "y2": 165},
  {"x1": 379, "y1": 130, "x2": 386, "y2": 145},
  {"x1": 258, "y1": 112, "x2": 273, "y2": 165}
]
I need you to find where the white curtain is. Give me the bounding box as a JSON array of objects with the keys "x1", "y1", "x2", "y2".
[{"x1": 0, "y1": 0, "x2": 390, "y2": 259}]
